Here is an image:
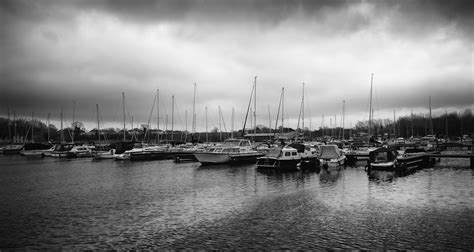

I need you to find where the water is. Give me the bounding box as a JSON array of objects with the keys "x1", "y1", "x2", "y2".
[{"x1": 0, "y1": 155, "x2": 473, "y2": 249}]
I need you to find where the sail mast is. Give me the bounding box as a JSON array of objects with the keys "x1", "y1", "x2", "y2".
[
  {"x1": 192, "y1": 83, "x2": 196, "y2": 135},
  {"x1": 253, "y1": 76, "x2": 257, "y2": 140},
  {"x1": 429, "y1": 96, "x2": 433, "y2": 135},
  {"x1": 96, "y1": 104, "x2": 100, "y2": 148},
  {"x1": 231, "y1": 107, "x2": 234, "y2": 139},
  {"x1": 369, "y1": 73, "x2": 373, "y2": 136},
  {"x1": 123, "y1": 92, "x2": 126, "y2": 142},
  {"x1": 7, "y1": 107, "x2": 11, "y2": 143},
  {"x1": 218, "y1": 106, "x2": 222, "y2": 142},
  {"x1": 47, "y1": 112, "x2": 50, "y2": 142},
  {"x1": 31, "y1": 112, "x2": 34, "y2": 143},
  {"x1": 205, "y1": 106, "x2": 208, "y2": 142},
  {"x1": 60, "y1": 106, "x2": 64, "y2": 143},
  {"x1": 302, "y1": 83, "x2": 305, "y2": 134},
  {"x1": 171, "y1": 95, "x2": 174, "y2": 142},
  {"x1": 342, "y1": 100, "x2": 345, "y2": 140},
  {"x1": 157, "y1": 89, "x2": 159, "y2": 144},
  {"x1": 281, "y1": 87, "x2": 285, "y2": 134}
]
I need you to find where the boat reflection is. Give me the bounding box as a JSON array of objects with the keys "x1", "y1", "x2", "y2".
[
  {"x1": 368, "y1": 170, "x2": 397, "y2": 182},
  {"x1": 319, "y1": 166, "x2": 343, "y2": 184}
]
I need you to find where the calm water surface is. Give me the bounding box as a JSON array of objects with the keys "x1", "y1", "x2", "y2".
[{"x1": 0, "y1": 155, "x2": 473, "y2": 249}]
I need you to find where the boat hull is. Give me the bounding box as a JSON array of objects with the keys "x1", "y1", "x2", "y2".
[
  {"x1": 257, "y1": 157, "x2": 319, "y2": 170},
  {"x1": 194, "y1": 153, "x2": 231, "y2": 164}
]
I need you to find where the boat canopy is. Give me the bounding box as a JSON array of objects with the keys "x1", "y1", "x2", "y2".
[
  {"x1": 287, "y1": 143, "x2": 305, "y2": 153},
  {"x1": 369, "y1": 147, "x2": 398, "y2": 163},
  {"x1": 319, "y1": 145, "x2": 342, "y2": 159}
]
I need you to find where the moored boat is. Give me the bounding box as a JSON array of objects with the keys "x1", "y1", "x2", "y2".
[
  {"x1": 20, "y1": 143, "x2": 53, "y2": 156},
  {"x1": 319, "y1": 145, "x2": 346, "y2": 168},
  {"x1": 51, "y1": 143, "x2": 75, "y2": 158},
  {"x1": 256, "y1": 143, "x2": 319, "y2": 170},
  {"x1": 367, "y1": 147, "x2": 399, "y2": 171},
  {"x1": 194, "y1": 139, "x2": 264, "y2": 165}
]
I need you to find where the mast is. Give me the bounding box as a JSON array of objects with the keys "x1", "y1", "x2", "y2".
[
  {"x1": 253, "y1": 76, "x2": 257, "y2": 140},
  {"x1": 369, "y1": 73, "x2": 374, "y2": 136},
  {"x1": 13, "y1": 111, "x2": 17, "y2": 143},
  {"x1": 445, "y1": 110, "x2": 448, "y2": 142},
  {"x1": 96, "y1": 104, "x2": 100, "y2": 148},
  {"x1": 192, "y1": 83, "x2": 196, "y2": 135},
  {"x1": 242, "y1": 77, "x2": 256, "y2": 138},
  {"x1": 411, "y1": 109, "x2": 414, "y2": 138},
  {"x1": 321, "y1": 114, "x2": 325, "y2": 138},
  {"x1": 31, "y1": 112, "x2": 35, "y2": 143},
  {"x1": 267, "y1": 104, "x2": 271, "y2": 133},
  {"x1": 281, "y1": 87, "x2": 285, "y2": 134},
  {"x1": 231, "y1": 107, "x2": 234, "y2": 139},
  {"x1": 393, "y1": 109, "x2": 396, "y2": 138},
  {"x1": 205, "y1": 106, "x2": 208, "y2": 142},
  {"x1": 7, "y1": 107, "x2": 11, "y2": 143},
  {"x1": 342, "y1": 100, "x2": 345, "y2": 140},
  {"x1": 429, "y1": 96, "x2": 433, "y2": 135},
  {"x1": 47, "y1": 112, "x2": 50, "y2": 142},
  {"x1": 71, "y1": 101, "x2": 75, "y2": 143},
  {"x1": 274, "y1": 88, "x2": 283, "y2": 137},
  {"x1": 302, "y1": 83, "x2": 305, "y2": 133},
  {"x1": 60, "y1": 106, "x2": 64, "y2": 143},
  {"x1": 123, "y1": 92, "x2": 126, "y2": 141},
  {"x1": 171, "y1": 95, "x2": 174, "y2": 142},
  {"x1": 218, "y1": 106, "x2": 222, "y2": 142},
  {"x1": 185, "y1": 109, "x2": 188, "y2": 141},
  {"x1": 157, "y1": 89, "x2": 159, "y2": 144}
]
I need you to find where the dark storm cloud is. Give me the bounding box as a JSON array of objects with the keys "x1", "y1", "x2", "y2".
[{"x1": 1, "y1": 0, "x2": 472, "y2": 130}]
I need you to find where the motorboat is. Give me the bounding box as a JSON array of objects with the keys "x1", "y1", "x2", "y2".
[
  {"x1": 256, "y1": 143, "x2": 319, "y2": 170},
  {"x1": 193, "y1": 139, "x2": 264, "y2": 165},
  {"x1": 319, "y1": 145, "x2": 346, "y2": 168},
  {"x1": 51, "y1": 143, "x2": 75, "y2": 158},
  {"x1": 67, "y1": 145, "x2": 93, "y2": 158},
  {"x1": 20, "y1": 143, "x2": 53, "y2": 156},
  {"x1": 367, "y1": 147, "x2": 399, "y2": 171}
]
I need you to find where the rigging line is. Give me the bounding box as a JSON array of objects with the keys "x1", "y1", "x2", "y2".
[{"x1": 219, "y1": 107, "x2": 228, "y2": 133}]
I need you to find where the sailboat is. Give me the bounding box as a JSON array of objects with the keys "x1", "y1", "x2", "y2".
[
  {"x1": 51, "y1": 107, "x2": 75, "y2": 158},
  {"x1": 20, "y1": 113, "x2": 53, "y2": 156},
  {"x1": 94, "y1": 103, "x2": 116, "y2": 159},
  {"x1": 193, "y1": 77, "x2": 264, "y2": 165}
]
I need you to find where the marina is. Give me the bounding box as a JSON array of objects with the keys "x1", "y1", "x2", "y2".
[{"x1": 1, "y1": 0, "x2": 473, "y2": 249}]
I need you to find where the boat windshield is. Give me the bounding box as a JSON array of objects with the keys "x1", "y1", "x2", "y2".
[{"x1": 266, "y1": 147, "x2": 282, "y2": 158}]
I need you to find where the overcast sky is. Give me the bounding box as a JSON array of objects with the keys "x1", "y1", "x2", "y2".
[{"x1": 1, "y1": 0, "x2": 472, "y2": 131}]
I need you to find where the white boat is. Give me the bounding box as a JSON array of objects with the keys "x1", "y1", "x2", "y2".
[
  {"x1": 319, "y1": 144, "x2": 346, "y2": 167},
  {"x1": 94, "y1": 149, "x2": 117, "y2": 159},
  {"x1": 67, "y1": 145, "x2": 93, "y2": 158},
  {"x1": 257, "y1": 143, "x2": 319, "y2": 170},
  {"x1": 194, "y1": 139, "x2": 264, "y2": 165},
  {"x1": 51, "y1": 143, "x2": 75, "y2": 158}
]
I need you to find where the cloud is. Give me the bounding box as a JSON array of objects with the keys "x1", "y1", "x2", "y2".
[{"x1": 1, "y1": 0, "x2": 472, "y2": 131}]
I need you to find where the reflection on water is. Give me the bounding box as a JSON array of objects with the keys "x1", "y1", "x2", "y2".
[{"x1": 0, "y1": 155, "x2": 473, "y2": 249}]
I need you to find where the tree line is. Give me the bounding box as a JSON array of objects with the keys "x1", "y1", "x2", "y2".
[{"x1": 1, "y1": 108, "x2": 472, "y2": 143}]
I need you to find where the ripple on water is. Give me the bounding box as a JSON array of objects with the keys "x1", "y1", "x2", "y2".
[{"x1": 0, "y1": 155, "x2": 473, "y2": 249}]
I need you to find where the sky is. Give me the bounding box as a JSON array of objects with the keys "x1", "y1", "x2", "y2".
[{"x1": 1, "y1": 0, "x2": 473, "y2": 132}]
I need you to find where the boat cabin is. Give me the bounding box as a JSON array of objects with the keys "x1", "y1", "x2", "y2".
[{"x1": 369, "y1": 147, "x2": 398, "y2": 164}]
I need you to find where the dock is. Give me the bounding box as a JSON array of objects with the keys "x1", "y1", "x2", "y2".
[{"x1": 347, "y1": 152, "x2": 474, "y2": 170}]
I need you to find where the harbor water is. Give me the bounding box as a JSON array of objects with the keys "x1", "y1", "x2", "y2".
[{"x1": 1, "y1": 155, "x2": 473, "y2": 249}]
